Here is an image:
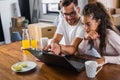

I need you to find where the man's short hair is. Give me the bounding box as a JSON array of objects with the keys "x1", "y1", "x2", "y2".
[{"x1": 61, "y1": 0, "x2": 78, "y2": 7}]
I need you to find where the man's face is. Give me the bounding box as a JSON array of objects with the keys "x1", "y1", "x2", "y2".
[{"x1": 61, "y1": 3, "x2": 80, "y2": 25}]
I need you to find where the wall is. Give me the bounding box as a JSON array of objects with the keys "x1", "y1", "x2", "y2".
[
  {"x1": 0, "y1": 0, "x2": 21, "y2": 44},
  {"x1": 78, "y1": 0, "x2": 88, "y2": 14}
]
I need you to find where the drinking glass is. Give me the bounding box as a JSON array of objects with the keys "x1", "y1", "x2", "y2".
[
  {"x1": 22, "y1": 29, "x2": 30, "y2": 49},
  {"x1": 31, "y1": 39, "x2": 37, "y2": 49}
]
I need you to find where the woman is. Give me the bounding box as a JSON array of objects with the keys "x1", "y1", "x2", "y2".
[{"x1": 78, "y1": 2, "x2": 120, "y2": 65}]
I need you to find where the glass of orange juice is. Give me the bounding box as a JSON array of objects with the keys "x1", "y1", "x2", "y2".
[
  {"x1": 22, "y1": 40, "x2": 31, "y2": 49},
  {"x1": 31, "y1": 39, "x2": 37, "y2": 49},
  {"x1": 22, "y1": 29, "x2": 31, "y2": 49}
]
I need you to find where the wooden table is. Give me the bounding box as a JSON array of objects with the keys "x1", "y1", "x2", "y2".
[{"x1": 0, "y1": 42, "x2": 120, "y2": 80}]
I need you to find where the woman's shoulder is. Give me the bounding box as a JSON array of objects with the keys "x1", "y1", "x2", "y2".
[
  {"x1": 107, "y1": 29, "x2": 119, "y2": 37},
  {"x1": 106, "y1": 29, "x2": 120, "y2": 42}
]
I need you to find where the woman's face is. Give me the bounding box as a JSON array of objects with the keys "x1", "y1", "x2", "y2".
[{"x1": 83, "y1": 15, "x2": 100, "y2": 33}]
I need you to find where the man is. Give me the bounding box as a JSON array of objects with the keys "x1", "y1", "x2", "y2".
[{"x1": 46, "y1": 0, "x2": 84, "y2": 55}]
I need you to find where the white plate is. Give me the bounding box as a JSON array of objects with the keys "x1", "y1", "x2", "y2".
[{"x1": 11, "y1": 61, "x2": 36, "y2": 72}]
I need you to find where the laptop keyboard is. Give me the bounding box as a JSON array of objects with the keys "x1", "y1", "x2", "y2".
[{"x1": 69, "y1": 60, "x2": 84, "y2": 69}]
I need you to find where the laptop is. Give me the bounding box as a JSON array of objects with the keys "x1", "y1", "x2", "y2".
[{"x1": 27, "y1": 49, "x2": 88, "y2": 72}]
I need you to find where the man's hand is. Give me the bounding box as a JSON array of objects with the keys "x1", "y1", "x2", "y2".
[
  {"x1": 51, "y1": 43, "x2": 61, "y2": 55},
  {"x1": 45, "y1": 43, "x2": 61, "y2": 55},
  {"x1": 44, "y1": 45, "x2": 51, "y2": 51}
]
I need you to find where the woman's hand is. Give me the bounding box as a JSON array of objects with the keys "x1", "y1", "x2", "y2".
[
  {"x1": 84, "y1": 31, "x2": 100, "y2": 40},
  {"x1": 95, "y1": 57, "x2": 105, "y2": 65}
]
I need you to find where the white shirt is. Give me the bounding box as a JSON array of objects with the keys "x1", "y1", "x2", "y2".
[{"x1": 56, "y1": 18, "x2": 85, "y2": 45}]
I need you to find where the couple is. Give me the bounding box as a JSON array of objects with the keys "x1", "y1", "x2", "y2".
[{"x1": 45, "y1": 0, "x2": 120, "y2": 65}]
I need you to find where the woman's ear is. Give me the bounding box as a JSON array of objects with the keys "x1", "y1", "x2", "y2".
[
  {"x1": 98, "y1": 19, "x2": 101, "y2": 25},
  {"x1": 77, "y1": 7, "x2": 80, "y2": 14}
]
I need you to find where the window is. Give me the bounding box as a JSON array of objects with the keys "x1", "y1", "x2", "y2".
[{"x1": 42, "y1": 0, "x2": 60, "y2": 14}]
